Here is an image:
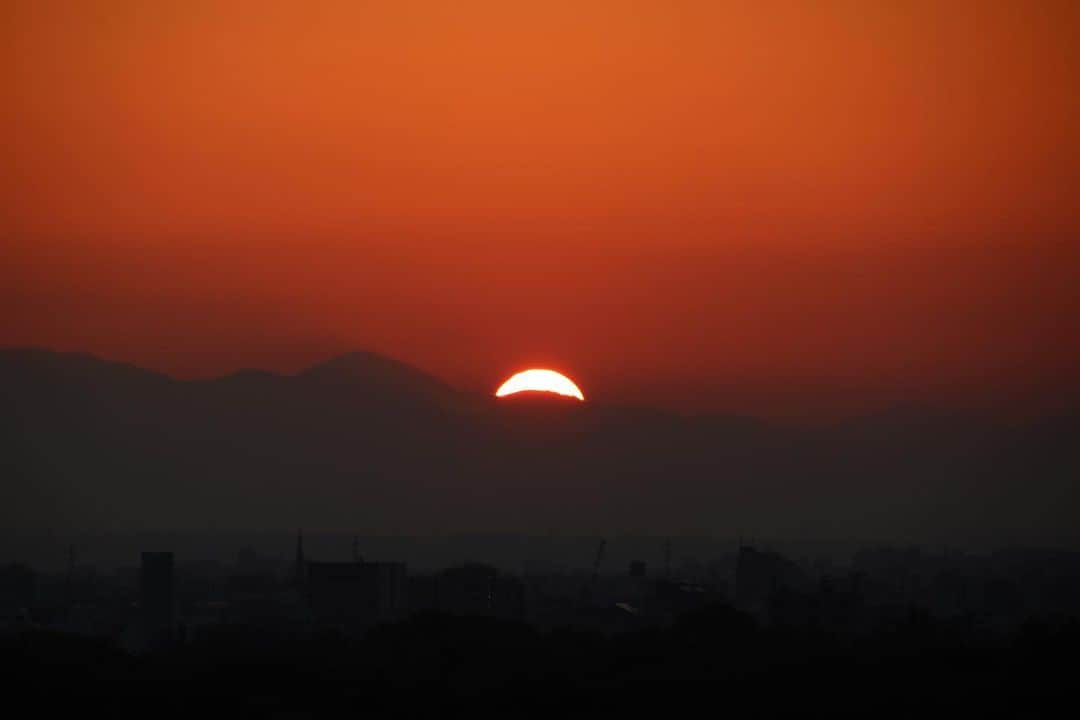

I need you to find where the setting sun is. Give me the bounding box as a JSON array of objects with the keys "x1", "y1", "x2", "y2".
[{"x1": 495, "y1": 369, "x2": 585, "y2": 401}]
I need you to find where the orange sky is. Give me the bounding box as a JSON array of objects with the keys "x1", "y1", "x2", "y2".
[{"x1": 3, "y1": 0, "x2": 1078, "y2": 419}]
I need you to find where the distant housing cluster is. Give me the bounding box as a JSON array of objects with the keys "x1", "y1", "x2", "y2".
[{"x1": 3, "y1": 536, "x2": 1079, "y2": 654}]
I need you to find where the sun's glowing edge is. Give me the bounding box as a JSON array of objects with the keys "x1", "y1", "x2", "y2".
[{"x1": 495, "y1": 369, "x2": 585, "y2": 401}]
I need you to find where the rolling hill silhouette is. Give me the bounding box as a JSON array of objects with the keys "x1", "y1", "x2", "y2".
[{"x1": 1, "y1": 348, "x2": 1077, "y2": 546}]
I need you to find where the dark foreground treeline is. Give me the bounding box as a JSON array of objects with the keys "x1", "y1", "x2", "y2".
[{"x1": 5, "y1": 607, "x2": 1076, "y2": 717}]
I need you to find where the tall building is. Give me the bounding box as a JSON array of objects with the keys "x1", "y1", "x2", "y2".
[
  {"x1": 307, "y1": 561, "x2": 407, "y2": 627},
  {"x1": 140, "y1": 551, "x2": 175, "y2": 650},
  {"x1": 437, "y1": 564, "x2": 525, "y2": 620},
  {"x1": 735, "y1": 546, "x2": 810, "y2": 614}
]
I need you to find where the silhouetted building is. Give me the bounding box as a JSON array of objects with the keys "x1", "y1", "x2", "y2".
[
  {"x1": 0, "y1": 563, "x2": 35, "y2": 609},
  {"x1": 407, "y1": 575, "x2": 439, "y2": 613},
  {"x1": 225, "y1": 572, "x2": 278, "y2": 599},
  {"x1": 140, "y1": 552, "x2": 175, "y2": 650},
  {"x1": 651, "y1": 580, "x2": 717, "y2": 620},
  {"x1": 437, "y1": 564, "x2": 525, "y2": 619},
  {"x1": 307, "y1": 561, "x2": 407, "y2": 627},
  {"x1": 235, "y1": 546, "x2": 259, "y2": 571},
  {"x1": 735, "y1": 546, "x2": 810, "y2": 615}
]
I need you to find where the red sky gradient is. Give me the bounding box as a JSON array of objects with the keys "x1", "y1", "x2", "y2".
[{"x1": 3, "y1": 1, "x2": 1078, "y2": 420}]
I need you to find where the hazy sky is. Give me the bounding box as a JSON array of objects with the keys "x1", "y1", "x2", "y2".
[{"x1": 3, "y1": 0, "x2": 1078, "y2": 419}]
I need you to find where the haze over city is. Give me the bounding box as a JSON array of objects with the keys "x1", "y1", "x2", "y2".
[{"x1": 3, "y1": 2, "x2": 1079, "y2": 716}]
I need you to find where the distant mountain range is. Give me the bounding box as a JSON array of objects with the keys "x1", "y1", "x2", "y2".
[{"x1": 1, "y1": 348, "x2": 1077, "y2": 547}]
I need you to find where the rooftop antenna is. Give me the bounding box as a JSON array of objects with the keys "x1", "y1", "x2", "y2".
[{"x1": 351, "y1": 535, "x2": 362, "y2": 563}]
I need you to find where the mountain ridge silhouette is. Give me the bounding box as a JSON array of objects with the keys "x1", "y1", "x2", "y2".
[{"x1": 2, "y1": 347, "x2": 1077, "y2": 546}]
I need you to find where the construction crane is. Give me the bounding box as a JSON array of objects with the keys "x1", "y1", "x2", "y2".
[
  {"x1": 591, "y1": 539, "x2": 606, "y2": 583},
  {"x1": 579, "y1": 539, "x2": 606, "y2": 604}
]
